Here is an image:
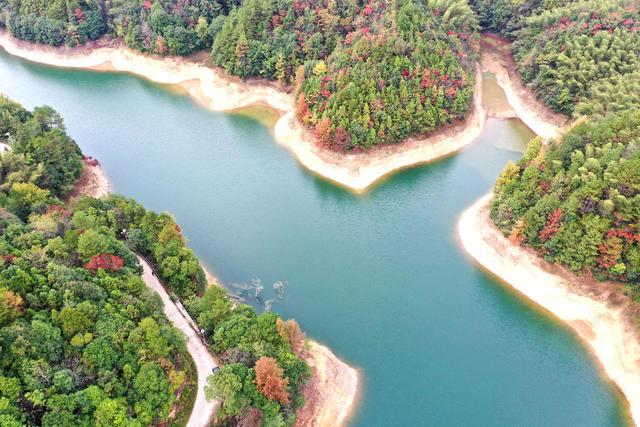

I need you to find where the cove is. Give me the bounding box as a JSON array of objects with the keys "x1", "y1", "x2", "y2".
[{"x1": 0, "y1": 50, "x2": 631, "y2": 426}]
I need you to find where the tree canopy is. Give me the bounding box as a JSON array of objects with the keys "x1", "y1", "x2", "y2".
[
  {"x1": 491, "y1": 113, "x2": 640, "y2": 290},
  {"x1": 1, "y1": 0, "x2": 480, "y2": 150},
  {"x1": 0, "y1": 95, "x2": 311, "y2": 426}
]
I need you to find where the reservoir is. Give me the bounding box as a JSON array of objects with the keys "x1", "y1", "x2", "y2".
[{"x1": 0, "y1": 49, "x2": 630, "y2": 426}]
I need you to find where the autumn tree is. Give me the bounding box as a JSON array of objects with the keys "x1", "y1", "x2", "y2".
[
  {"x1": 315, "y1": 116, "x2": 331, "y2": 147},
  {"x1": 276, "y1": 318, "x2": 305, "y2": 355},
  {"x1": 539, "y1": 208, "x2": 563, "y2": 242},
  {"x1": 253, "y1": 356, "x2": 290, "y2": 404},
  {"x1": 0, "y1": 288, "x2": 23, "y2": 326}
]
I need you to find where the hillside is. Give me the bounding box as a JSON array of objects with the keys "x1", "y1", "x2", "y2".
[
  {"x1": 0, "y1": 96, "x2": 311, "y2": 426},
  {"x1": 491, "y1": 114, "x2": 640, "y2": 290},
  {"x1": 0, "y1": 0, "x2": 479, "y2": 150}
]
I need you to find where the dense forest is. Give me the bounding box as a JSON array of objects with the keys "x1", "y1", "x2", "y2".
[
  {"x1": 491, "y1": 114, "x2": 640, "y2": 292},
  {"x1": 5, "y1": 0, "x2": 640, "y2": 148},
  {"x1": 0, "y1": 97, "x2": 310, "y2": 426},
  {"x1": 469, "y1": 0, "x2": 640, "y2": 119},
  {"x1": 0, "y1": 0, "x2": 479, "y2": 150},
  {"x1": 474, "y1": 1, "x2": 640, "y2": 296},
  {"x1": 0, "y1": 96, "x2": 194, "y2": 426}
]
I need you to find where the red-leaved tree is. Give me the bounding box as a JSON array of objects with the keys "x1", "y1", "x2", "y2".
[
  {"x1": 84, "y1": 254, "x2": 124, "y2": 274},
  {"x1": 540, "y1": 208, "x2": 563, "y2": 242}
]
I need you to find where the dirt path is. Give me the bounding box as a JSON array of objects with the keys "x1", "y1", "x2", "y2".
[{"x1": 138, "y1": 256, "x2": 220, "y2": 427}]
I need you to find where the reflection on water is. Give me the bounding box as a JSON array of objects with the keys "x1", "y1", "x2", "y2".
[
  {"x1": 483, "y1": 71, "x2": 513, "y2": 115},
  {"x1": 231, "y1": 104, "x2": 281, "y2": 128}
]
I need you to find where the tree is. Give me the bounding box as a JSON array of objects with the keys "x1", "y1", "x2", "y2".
[
  {"x1": 58, "y1": 306, "x2": 93, "y2": 338},
  {"x1": 84, "y1": 254, "x2": 124, "y2": 274},
  {"x1": 6, "y1": 182, "x2": 50, "y2": 220},
  {"x1": 276, "y1": 318, "x2": 305, "y2": 355},
  {"x1": 197, "y1": 285, "x2": 232, "y2": 335},
  {"x1": 131, "y1": 363, "x2": 172, "y2": 424},
  {"x1": 205, "y1": 365, "x2": 242, "y2": 403},
  {"x1": 315, "y1": 117, "x2": 331, "y2": 147},
  {"x1": 93, "y1": 399, "x2": 131, "y2": 426},
  {"x1": 539, "y1": 208, "x2": 563, "y2": 242},
  {"x1": 0, "y1": 288, "x2": 23, "y2": 326},
  {"x1": 254, "y1": 356, "x2": 290, "y2": 404}
]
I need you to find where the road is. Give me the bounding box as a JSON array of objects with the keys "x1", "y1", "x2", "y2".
[{"x1": 138, "y1": 256, "x2": 220, "y2": 427}]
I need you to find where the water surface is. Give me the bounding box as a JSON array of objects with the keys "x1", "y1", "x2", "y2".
[{"x1": 1, "y1": 50, "x2": 630, "y2": 426}]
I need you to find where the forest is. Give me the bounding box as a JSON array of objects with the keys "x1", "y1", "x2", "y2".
[
  {"x1": 491, "y1": 114, "x2": 640, "y2": 293},
  {"x1": 0, "y1": 96, "x2": 194, "y2": 426},
  {"x1": 0, "y1": 96, "x2": 310, "y2": 426},
  {"x1": 473, "y1": 1, "x2": 640, "y2": 299},
  {"x1": 0, "y1": 0, "x2": 479, "y2": 150},
  {"x1": 4, "y1": 0, "x2": 640, "y2": 148},
  {"x1": 470, "y1": 0, "x2": 640, "y2": 118}
]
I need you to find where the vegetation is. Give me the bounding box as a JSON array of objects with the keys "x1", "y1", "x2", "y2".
[
  {"x1": 0, "y1": 0, "x2": 479, "y2": 150},
  {"x1": 491, "y1": 113, "x2": 640, "y2": 290},
  {"x1": 294, "y1": 0, "x2": 478, "y2": 150},
  {"x1": 468, "y1": 0, "x2": 548, "y2": 37},
  {"x1": 468, "y1": 0, "x2": 640, "y2": 119},
  {"x1": 0, "y1": 95, "x2": 83, "y2": 201},
  {"x1": 0, "y1": 97, "x2": 196, "y2": 426},
  {"x1": 478, "y1": 2, "x2": 640, "y2": 295},
  {"x1": 109, "y1": 195, "x2": 312, "y2": 425},
  {"x1": 512, "y1": 0, "x2": 640, "y2": 118},
  {"x1": 0, "y1": 96, "x2": 311, "y2": 426},
  {"x1": 200, "y1": 306, "x2": 310, "y2": 425}
]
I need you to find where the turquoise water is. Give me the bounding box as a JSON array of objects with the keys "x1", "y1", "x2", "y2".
[{"x1": 1, "y1": 49, "x2": 631, "y2": 426}]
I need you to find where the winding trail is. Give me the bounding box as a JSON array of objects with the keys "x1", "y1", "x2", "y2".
[{"x1": 137, "y1": 256, "x2": 220, "y2": 427}]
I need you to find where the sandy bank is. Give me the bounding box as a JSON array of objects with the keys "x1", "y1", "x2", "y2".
[
  {"x1": 459, "y1": 194, "x2": 640, "y2": 425},
  {"x1": 0, "y1": 30, "x2": 488, "y2": 191},
  {"x1": 294, "y1": 341, "x2": 359, "y2": 427},
  {"x1": 68, "y1": 156, "x2": 111, "y2": 199},
  {"x1": 480, "y1": 35, "x2": 569, "y2": 140}
]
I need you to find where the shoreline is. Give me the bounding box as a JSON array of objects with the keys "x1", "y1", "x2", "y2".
[
  {"x1": 0, "y1": 30, "x2": 489, "y2": 191},
  {"x1": 67, "y1": 158, "x2": 358, "y2": 427},
  {"x1": 67, "y1": 155, "x2": 111, "y2": 200},
  {"x1": 479, "y1": 35, "x2": 569, "y2": 140},
  {"x1": 294, "y1": 341, "x2": 359, "y2": 427},
  {"x1": 458, "y1": 194, "x2": 640, "y2": 425}
]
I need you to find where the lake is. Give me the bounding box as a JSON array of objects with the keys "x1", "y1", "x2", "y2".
[{"x1": 0, "y1": 49, "x2": 630, "y2": 426}]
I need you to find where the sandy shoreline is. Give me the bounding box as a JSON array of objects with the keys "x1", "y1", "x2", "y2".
[
  {"x1": 68, "y1": 155, "x2": 111, "y2": 199},
  {"x1": 0, "y1": 30, "x2": 492, "y2": 191},
  {"x1": 62, "y1": 126, "x2": 357, "y2": 427},
  {"x1": 459, "y1": 194, "x2": 640, "y2": 425},
  {"x1": 294, "y1": 341, "x2": 359, "y2": 427}
]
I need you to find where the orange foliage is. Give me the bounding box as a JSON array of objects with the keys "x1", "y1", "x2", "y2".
[
  {"x1": 296, "y1": 94, "x2": 309, "y2": 121},
  {"x1": 315, "y1": 116, "x2": 331, "y2": 147},
  {"x1": 254, "y1": 356, "x2": 290, "y2": 404},
  {"x1": 276, "y1": 318, "x2": 305, "y2": 355},
  {"x1": 540, "y1": 208, "x2": 563, "y2": 242},
  {"x1": 509, "y1": 219, "x2": 526, "y2": 245},
  {"x1": 0, "y1": 288, "x2": 23, "y2": 324}
]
